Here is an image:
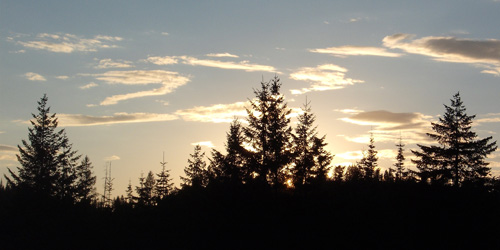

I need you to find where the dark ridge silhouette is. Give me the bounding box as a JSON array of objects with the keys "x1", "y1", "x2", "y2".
[{"x1": 2, "y1": 79, "x2": 499, "y2": 249}]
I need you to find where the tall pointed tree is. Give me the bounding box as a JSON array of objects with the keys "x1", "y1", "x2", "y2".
[
  {"x1": 5, "y1": 94, "x2": 83, "y2": 202},
  {"x1": 136, "y1": 171, "x2": 156, "y2": 206},
  {"x1": 181, "y1": 145, "x2": 208, "y2": 188},
  {"x1": 412, "y1": 92, "x2": 497, "y2": 186},
  {"x1": 244, "y1": 76, "x2": 293, "y2": 186},
  {"x1": 358, "y1": 133, "x2": 378, "y2": 180},
  {"x1": 73, "y1": 156, "x2": 96, "y2": 203},
  {"x1": 393, "y1": 135, "x2": 406, "y2": 181},
  {"x1": 155, "y1": 154, "x2": 174, "y2": 200}
]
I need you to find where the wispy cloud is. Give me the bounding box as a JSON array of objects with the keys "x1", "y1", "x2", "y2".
[
  {"x1": 104, "y1": 155, "x2": 120, "y2": 161},
  {"x1": 80, "y1": 82, "x2": 98, "y2": 90},
  {"x1": 13, "y1": 33, "x2": 122, "y2": 53},
  {"x1": 95, "y1": 58, "x2": 134, "y2": 69},
  {"x1": 146, "y1": 55, "x2": 278, "y2": 72},
  {"x1": 175, "y1": 102, "x2": 248, "y2": 123},
  {"x1": 93, "y1": 70, "x2": 190, "y2": 105},
  {"x1": 57, "y1": 112, "x2": 179, "y2": 126},
  {"x1": 310, "y1": 45, "x2": 402, "y2": 58},
  {"x1": 383, "y1": 34, "x2": 500, "y2": 75},
  {"x1": 0, "y1": 144, "x2": 18, "y2": 162},
  {"x1": 55, "y1": 75, "x2": 70, "y2": 80},
  {"x1": 339, "y1": 110, "x2": 433, "y2": 144},
  {"x1": 289, "y1": 64, "x2": 364, "y2": 95},
  {"x1": 191, "y1": 141, "x2": 215, "y2": 148},
  {"x1": 206, "y1": 53, "x2": 239, "y2": 58},
  {"x1": 24, "y1": 72, "x2": 46, "y2": 81},
  {"x1": 0, "y1": 144, "x2": 17, "y2": 152}
]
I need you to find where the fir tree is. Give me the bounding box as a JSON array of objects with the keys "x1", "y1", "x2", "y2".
[
  {"x1": 6, "y1": 94, "x2": 83, "y2": 202},
  {"x1": 394, "y1": 136, "x2": 406, "y2": 181},
  {"x1": 74, "y1": 156, "x2": 96, "y2": 203},
  {"x1": 125, "y1": 179, "x2": 134, "y2": 204},
  {"x1": 358, "y1": 133, "x2": 378, "y2": 180},
  {"x1": 155, "y1": 155, "x2": 174, "y2": 200},
  {"x1": 244, "y1": 76, "x2": 292, "y2": 186},
  {"x1": 412, "y1": 92, "x2": 497, "y2": 186},
  {"x1": 181, "y1": 145, "x2": 208, "y2": 188},
  {"x1": 136, "y1": 171, "x2": 156, "y2": 206}
]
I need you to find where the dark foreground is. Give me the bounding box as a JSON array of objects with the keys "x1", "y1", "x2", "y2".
[{"x1": 2, "y1": 182, "x2": 500, "y2": 249}]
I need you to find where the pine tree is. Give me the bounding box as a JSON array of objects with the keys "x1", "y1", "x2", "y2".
[
  {"x1": 125, "y1": 180, "x2": 134, "y2": 204},
  {"x1": 291, "y1": 99, "x2": 333, "y2": 186},
  {"x1": 5, "y1": 94, "x2": 83, "y2": 202},
  {"x1": 394, "y1": 136, "x2": 406, "y2": 181},
  {"x1": 181, "y1": 145, "x2": 207, "y2": 188},
  {"x1": 412, "y1": 92, "x2": 497, "y2": 186},
  {"x1": 358, "y1": 133, "x2": 378, "y2": 180},
  {"x1": 155, "y1": 154, "x2": 174, "y2": 200},
  {"x1": 74, "y1": 156, "x2": 96, "y2": 203},
  {"x1": 244, "y1": 76, "x2": 292, "y2": 186},
  {"x1": 136, "y1": 171, "x2": 156, "y2": 206}
]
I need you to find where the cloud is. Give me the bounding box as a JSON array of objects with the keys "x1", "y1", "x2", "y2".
[
  {"x1": 289, "y1": 64, "x2": 364, "y2": 94},
  {"x1": 206, "y1": 53, "x2": 239, "y2": 58},
  {"x1": 0, "y1": 145, "x2": 17, "y2": 152},
  {"x1": 14, "y1": 33, "x2": 122, "y2": 53},
  {"x1": 56, "y1": 75, "x2": 69, "y2": 80},
  {"x1": 477, "y1": 113, "x2": 500, "y2": 124},
  {"x1": 93, "y1": 70, "x2": 190, "y2": 105},
  {"x1": 57, "y1": 112, "x2": 179, "y2": 126},
  {"x1": 147, "y1": 55, "x2": 277, "y2": 72},
  {"x1": 95, "y1": 58, "x2": 134, "y2": 69},
  {"x1": 175, "y1": 102, "x2": 248, "y2": 123},
  {"x1": 383, "y1": 34, "x2": 500, "y2": 75},
  {"x1": 334, "y1": 108, "x2": 364, "y2": 115},
  {"x1": 339, "y1": 110, "x2": 434, "y2": 144},
  {"x1": 191, "y1": 141, "x2": 215, "y2": 148},
  {"x1": 24, "y1": 72, "x2": 46, "y2": 81},
  {"x1": 104, "y1": 155, "x2": 120, "y2": 161},
  {"x1": 80, "y1": 82, "x2": 98, "y2": 89},
  {"x1": 310, "y1": 45, "x2": 403, "y2": 58}
]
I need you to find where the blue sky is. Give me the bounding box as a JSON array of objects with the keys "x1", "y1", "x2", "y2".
[{"x1": 2, "y1": 0, "x2": 500, "y2": 195}]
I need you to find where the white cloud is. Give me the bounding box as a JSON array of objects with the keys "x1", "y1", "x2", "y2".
[
  {"x1": 93, "y1": 70, "x2": 190, "y2": 105},
  {"x1": 147, "y1": 55, "x2": 278, "y2": 72},
  {"x1": 24, "y1": 72, "x2": 46, "y2": 81},
  {"x1": 383, "y1": 34, "x2": 500, "y2": 75},
  {"x1": 14, "y1": 33, "x2": 122, "y2": 53},
  {"x1": 310, "y1": 45, "x2": 402, "y2": 58},
  {"x1": 290, "y1": 64, "x2": 364, "y2": 94},
  {"x1": 95, "y1": 58, "x2": 134, "y2": 69},
  {"x1": 104, "y1": 155, "x2": 120, "y2": 161},
  {"x1": 191, "y1": 141, "x2": 215, "y2": 148},
  {"x1": 175, "y1": 102, "x2": 248, "y2": 123},
  {"x1": 80, "y1": 82, "x2": 98, "y2": 89},
  {"x1": 57, "y1": 112, "x2": 179, "y2": 126},
  {"x1": 56, "y1": 75, "x2": 69, "y2": 80},
  {"x1": 206, "y1": 53, "x2": 239, "y2": 58}
]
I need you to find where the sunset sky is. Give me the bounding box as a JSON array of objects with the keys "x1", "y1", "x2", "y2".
[{"x1": 2, "y1": 0, "x2": 500, "y2": 196}]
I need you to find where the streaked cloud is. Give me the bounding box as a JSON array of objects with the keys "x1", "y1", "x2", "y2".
[
  {"x1": 334, "y1": 108, "x2": 364, "y2": 115},
  {"x1": 14, "y1": 33, "x2": 122, "y2": 53},
  {"x1": 0, "y1": 144, "x2": 18, "y2": 162},
  {"x1": 175, "y1": 102, "x2": 248, "y2": 123},
  {"x1": 104, "y1": 155, "x2": 120, "y2": 161},
  {"x1": 146, "y1": 55, "x2": 277, "y2": 72},
  {"x1": 206, "y1": 53, "x2": 239, "y2": 58},
  {"x1": 95, "y1": 58, "x2": 134, "y2": 69},
  {"x1": 58, "y1": 112, "x2": 179, "y2": 126},
  {"x1": 55, "y1": 75, "x2": 70, "y2": 80},
  {"x1": 80, "y1": 82, "x2": 98, "y2": 89},
  {"x1": 191, "y1": 141, "x2": 215, "y2": 148},
  {"x1": 310, "y1": 45, "x2": 402, "y2": 58},
  {"x1": 93, "y1": 70, "x2": 190, "y2": 105},
  {"x1": 477, "y1": 113, "x2": 500, "y2": 124},
  {"x1": 339, "y1": 110, "x2": 433, "y2": 144},
  {"x1": 0, "y1": 144, "x2": 17, "y2": 152},
  {"x1": 24, "y1": 72, "x2": 46, "y2": 81},
  {"x1": 290, "y1": 64, "x2": 364, "y2": 95},
  {"x1": 383, "y1": 34, "x2": 500, "y2": 75}
]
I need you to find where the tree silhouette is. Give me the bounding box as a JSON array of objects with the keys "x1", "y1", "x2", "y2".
[
  {"x1": 358, "y1": 133, "x2": 378, "y2": 180},
  {"x1": 393, "y1": 135, "x2": 406, "y2": 181},
  {"x1": 125, "y1": 179, "x2": 134, "y2": 204},
  {"x1": 244, "y1": 76, "x2": 292, "y2": 186},
  {"x1": 181, "y1": 145, "x2": 208, "y2": 188},
  {"x1": 74, "y1": 156, "x2": 96, "y2": 204},
  {"x1": 155, "y1": 155, "x2": 174, "y2": 200},
  {"x1": 412, "y1": 92, "x2": 497, "y2": 186},
  {"x1": 5, "y1": 94, "x2": 86, "y2": 203},
  {"x1": 136, "y1": 171, "x2": 156, "y2": 206}
]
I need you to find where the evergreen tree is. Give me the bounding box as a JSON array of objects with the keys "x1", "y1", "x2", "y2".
[
  {"x1": 155, "y1": 155, "x2": 174, "y2": 200},
  {"x1": 5, "y1": 94, "x2": 83, "y2": 202},
  {"x1": 136, "y1": 171, "x2": 156, "y2": 206},
  {"x1": 181, "y1": 145, "x2": 208, "y2": 188},
  {"x1": 412, "y1": 92, "x2": 497, "y2": 186},
  {"x1": 223, "y1": 119, "x2": 249, "y2": 184},
  {"x1": 125, "y1": 179, "x2": 134, "y2": 204},
  {"x1": 291, "y1": 99, "x2": 333, "y2": 186},
  {"x1": 358, "y1": 133, "x2": 378, "y2": 180},
  {"x1": 332, "y1": 165, "x2": 345, "y2": 182},
  {"x1": 393, "y1": 136, "x2": 406, "y2": 181},
  {"x1": 74, "y1": 156, "x2": 96, "y2": 203},
  {"x1": 244, "y1": 76, "x2": 292, "y2": 186}
]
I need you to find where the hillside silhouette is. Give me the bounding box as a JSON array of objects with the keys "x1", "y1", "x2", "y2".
[{"x1": 2, "y1": 77, "x2": 500, "y2": 249}]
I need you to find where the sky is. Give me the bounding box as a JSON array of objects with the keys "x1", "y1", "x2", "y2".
[{"x1": 2, "y1": 0, "x2": 500, "y2": 196}]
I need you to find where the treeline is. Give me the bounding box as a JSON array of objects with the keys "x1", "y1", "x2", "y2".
[{"x1": 2, "y1": 77, "x2": 500, "y2": 248}]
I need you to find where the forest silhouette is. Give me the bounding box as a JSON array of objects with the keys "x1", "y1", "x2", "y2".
[{"x1": 2, "y1": 76, "x2": 500, "y2": 249}]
